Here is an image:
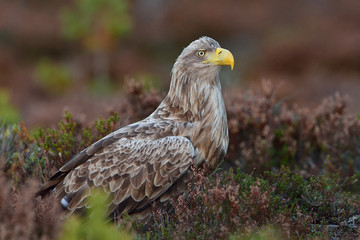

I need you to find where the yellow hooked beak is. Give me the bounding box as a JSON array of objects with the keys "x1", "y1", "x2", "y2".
[{"x1": 204, "y1": 47, "x2": 234, "y2": 70}]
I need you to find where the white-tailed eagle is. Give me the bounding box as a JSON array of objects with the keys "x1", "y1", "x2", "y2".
[{"x1": 36, "y1": 36, "x2": 234, "y2": 224}]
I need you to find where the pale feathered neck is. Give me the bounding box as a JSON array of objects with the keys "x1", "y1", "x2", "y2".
[{"x1": 163, "y1": 65, "x2": 222, "y2": 120}]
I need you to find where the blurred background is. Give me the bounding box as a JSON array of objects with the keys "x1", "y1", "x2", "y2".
[{"x1": 0, "y1": 0, "x2": 359, "y2": 127}]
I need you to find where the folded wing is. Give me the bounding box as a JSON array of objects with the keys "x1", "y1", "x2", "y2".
[{"x1": 53, "y1": 136, "x2": 195, "y2": 218}]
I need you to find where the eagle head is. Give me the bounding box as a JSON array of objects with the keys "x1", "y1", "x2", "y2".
[{"x1": 172, "y1": 36, "x2": 234, "y2": 78}]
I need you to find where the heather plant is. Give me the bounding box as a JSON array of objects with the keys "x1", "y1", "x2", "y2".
[
  {"x1": 0, "y1": 171, "x2": 63, "y2": 240},
  {"x1": 122, "y1": 77, "x2": 164, "y2": 120},
  {"x1": 1, "y1": 79, "x2": 161, "y2": 186},
  {"x1": 1, "y1": 120, "x2": 41, "y2": 185},
  {"x1": 146, "y1": 166, "x2": 359, "y2": 239},
  {"x1": 226, "y1": 80, "x2": 360, "y2": 177},
  {"x1": 1, "y1": 111, "x2": 122, "y2": 185},
  {"x1": 1, "y1": 81, "x2": 360, "y2": 239},
  {"x1": 229, "y1": 226, "x2": 284, "y2": 240}
]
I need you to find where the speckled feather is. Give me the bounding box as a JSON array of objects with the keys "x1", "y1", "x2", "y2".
[{"x1": 36, "y1": 36, "x2": 230, "y2": 225}]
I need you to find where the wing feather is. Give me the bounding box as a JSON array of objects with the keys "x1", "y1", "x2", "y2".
[
  {"x1": 55, "y1": 135, "x2": 195, "y2": 218},
  {"x1": 130, "y1": 166, "x2": 147, "y2": 189}
]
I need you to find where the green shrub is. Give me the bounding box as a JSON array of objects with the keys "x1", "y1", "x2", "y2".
[
  {"x1": 61, "y1": 0, "x2": 133, "y2": 89},
  {"x1": 58, "y1": 190, "x2": 133, "y2": 240},
  {"x1": 35, "y1": 59, "x2": 72, "y2": 95},
  {"x1": 61, "y1": 0, "x2": 132, "y2": 51},
  {"x1": 0, "y1": 89, "x2": 20, "y2": 123},
  {"x1": 1, "y1": 111, "x2": 121, "y2": 185}
]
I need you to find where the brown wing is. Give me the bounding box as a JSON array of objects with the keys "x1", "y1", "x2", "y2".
[
  {"x1": 53, "y1": 136, "x2": 195, "y2": 218},
  {"x1": 35, "y1": 120, "x2": 179, "y2": 197},
  {"x1": 35, "y1": 133, "x2": 121, "y2": 197}
]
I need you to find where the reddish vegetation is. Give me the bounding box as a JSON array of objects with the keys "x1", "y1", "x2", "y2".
[
  {"x1": 0, "y1": 173, "x2": 63, "y2": 240},
  {"x1": 0, "y1": 1, "x2": 360, "y2": 238},
  {"x1": 0, "y1": 82, "x2": 359, "y2": 239},
  {"x1": 226, "y1": 80, "x2": 360, "y2": 176}
]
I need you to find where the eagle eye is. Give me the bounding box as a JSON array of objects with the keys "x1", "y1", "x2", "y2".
[{"x1": 197, "y1": 50, "x2": 206, "y2": 57}]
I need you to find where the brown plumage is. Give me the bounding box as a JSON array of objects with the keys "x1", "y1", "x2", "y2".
[{"x1": 36, "y1": 36, "x2": 234, "y2": 224}]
